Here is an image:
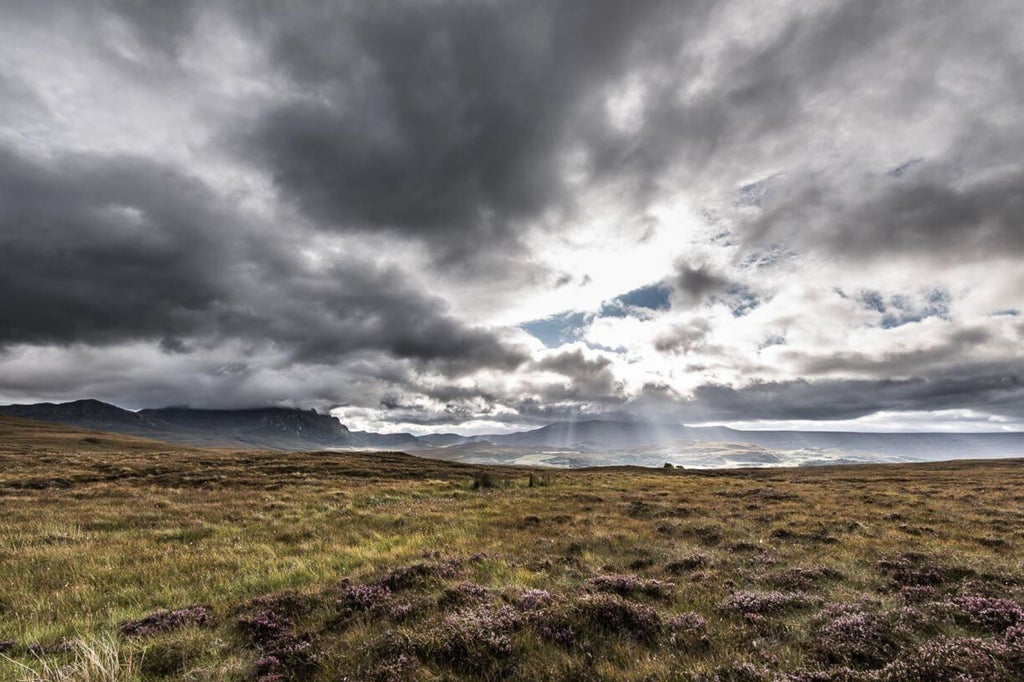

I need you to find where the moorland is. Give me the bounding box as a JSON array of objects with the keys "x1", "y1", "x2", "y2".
[{"x1": 2, "y1": 416, "x2": 1024, "y2": 681}]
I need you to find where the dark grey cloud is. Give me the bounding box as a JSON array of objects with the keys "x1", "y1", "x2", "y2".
[
  {"x1": 534, "y1": 349, "x2": 618, "y2": 398},
  {"x1": 669, "y1": 262, "x2": 761, "y2": 317},
  {"x1": 233, "y1": 0, "x2": 712, "y2": 263},
  {"x1": 745, "y1": 156, "x2": 1024, "y2": 261},
  {"x1": 724, "y1": 2, "x2": 1024, "y2": 263},
  {"x1": 0, "y1": 143, "x2": 525, "y2": 374},
  {"x1": 654, "y1": 319, "x2": 713, "y2": 355},
  {"x1": 0, "y1": 145, "x2": 230, "y2": 346},
  {"x1": 0, "y1": 70, "x2": 47, "y2": 125},
  {"x1": 688, "y1": 365, "x2": 1024, "y2": 422},
  {"x1": 791, "y1": 327, "x2": 992, "y2": 377},
  {"x1": 104, "y1": 0, "x2": 199, "y2": 59},
  {"x1": 673, "y1": 264, "x2": 730, "y2": 303}
]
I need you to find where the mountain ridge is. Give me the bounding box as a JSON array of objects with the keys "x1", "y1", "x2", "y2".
[
  {"x1": 1, "y1": 399, "x2": 1022, "y2": 464},
  {"x1": 0, "y1": 400, "x2": 420, "y2": 450}
]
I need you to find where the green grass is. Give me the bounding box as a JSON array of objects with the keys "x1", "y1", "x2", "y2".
[{"x1": 2, "y1": 417, "x2": 1024, "y2": 680}]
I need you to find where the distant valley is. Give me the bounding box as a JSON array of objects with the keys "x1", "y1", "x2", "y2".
[{"x1": 1, "y1": 399, "x2": 1022, "y2": 468}]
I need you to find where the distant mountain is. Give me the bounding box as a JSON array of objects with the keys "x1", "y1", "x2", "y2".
[
  {"x1": 418, "y1": 433, "x2": 474, "y2": 447},
  {"x1": 138, "y1": 406, "x2": 353, "y2": 449},
  {"x1": 0, "y1": 399, "x2": 160, "y2": 436},
  {"x1": 487, "y1": 420, "x2": 695, "y2": 448},
  {"x1": 0, "y1": 400, "x2": 419, "y2": 450},
  {"x1": 2, "y1": 401, "x2": 1022, "y2": 464},
  {"x1": 346, "y1": 429, "x2": 423, "y2": 449}
]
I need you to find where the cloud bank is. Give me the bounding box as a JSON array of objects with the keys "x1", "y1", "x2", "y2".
[{"x1": 1, "y1": 0, "x2": 1022, "y2": 433}]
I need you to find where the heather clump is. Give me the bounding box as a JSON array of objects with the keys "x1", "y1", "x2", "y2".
[
  {"x1": 568, "y1": 593, "x2": 662, "y2": 642},
  {"x1": 784, "y1": 670, "x2": 866, "y2": 681},
  {"x1": 238, "y1": 609, "x2": 291, "y2": 648},
  {"x1": 769, "y1": 565, "x2": 843, "y2": 591},
  {"x1": 707, "y1": 661, "x2": 773, "y2": 681},
  {"x1": 247, "y1": 591, "x2": 317, "y2": 619},
  {"x1": 814, "y1": 610, "x2": 901, "y2": 669},
  {"x1": 515, "y1": 588, "x2": 552, "y2": 611},
  {"x1": 584, "y1": 573, "x2": 674, "y2": 600},
  {"x1": 626, "y1": 499, "x2": 657, "y2": 518},
  {"x1": 683, "y1": 523, "x2": 724, "y2": 546},
  {"x1": 237, "y1": 609, "x2": 322, "y2": 679},
  {"x1": 385, "y1": 597, "x2": 431, "y2": 623},
  {"x1": 366, "y1": 652, "x2": 420, "y2": 682},
  {"x1": 256, "y1": 634, "x2": 321, "y2": 681},
  {"x1": 374, "y1": 558, "x2": 464, "y2": 592},
  {"x1": 875, "y1": 552, "x2": 974, "y2": 590},
  {"x1": 117, "y1": 605, "x2": 214, "y2": 637},
  {"x1": 668, "y1": 612, "x2": 710, "y2": 649},
  {"x1": 943, "y1": 596, "x2": 1024, "y2": 634},
  {"x1": 363, "y1": 631, "x2": 419, "y2": 673},
  {"x1": 531, "y1": 592, "x2": 663, "y2": 648},
  {"x1": 769, "y1": 527, "x2": 839, "y2": 545},
  {"x1": 721, "y1": 591, "x2": 812, "y2": 618},
  {"x1": 668, "y1": 611, "x2": 707, "y2": 632},
  {"x1": 891, "y1": 604, "x2": 941, "y2": 637},
  {"x1": 252, "y1": 654, "x2": 285, "y2": 682},
  {"x1": 438, "y1": 581, "x2": 490, "y2": 607},
  {"x1": 417, "y1": 604, "x2": 524, "y2": 673},
  {"x1": 896, "y1": 585, "x2": 939, "y2": 603},
  {"x1": 337, "y1": 583, "x2": 393, "y2": 615},
  {"x1": 665, "y1": 552, "x2": 709, "y2": 573},
  {"x1": 874, "y1": 636, "x2": 1011, "y2": 681}
]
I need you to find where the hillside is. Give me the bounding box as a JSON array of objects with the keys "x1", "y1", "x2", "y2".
[
  {"x1": 0, "y1": 400, "x2": 421, "y2": 451},
  {"x1": 3, "y1": 416, "x2": 1024, "y2": 680},
  {"x1": 3, "y1": 400, "x2": 1024, "y2": 467}
]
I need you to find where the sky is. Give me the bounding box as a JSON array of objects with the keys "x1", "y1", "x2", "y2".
[{"x1": 0, "y1": 0, "x2": 1022, "y2": 435}]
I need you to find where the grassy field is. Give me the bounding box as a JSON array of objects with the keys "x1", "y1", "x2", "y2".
[{"x1": 2, "y1": 416, "x2": 1024, "y2": 681}]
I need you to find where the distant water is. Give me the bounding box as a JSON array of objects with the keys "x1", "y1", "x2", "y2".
[{"x1": 406, "y1": 441, "x2": 980, "y2": 469}]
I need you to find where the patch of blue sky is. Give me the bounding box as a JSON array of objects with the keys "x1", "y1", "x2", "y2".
[
  {"x1": 722, "y1": 285, "x2": 760, "y2": 317},
  {"x1": 860, "y1": 290, "x2": 886, "y2": 313},
  {"x1": 524, "y1": 284, "x2": 672, "y2": 347},
  {"x1": 866, "y1": 287, "x2": 952, "y2": 328},
  {"x1": 740, "y1": 244, "x2": 790, "y2": 269},
  {"x1": 758, "y1": 334, "x2": 786, "y2": 350},
  {"x1": 601, "y1": 283, "x2": 671, "y2": 318},
  {"x1": 521, "y1": 310, "x2": 590, "y2": 348}
]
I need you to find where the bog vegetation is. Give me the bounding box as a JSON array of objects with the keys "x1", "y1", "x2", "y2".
[{"x1": 2, "y1": 417, "x2": 1024, "y2": 680}]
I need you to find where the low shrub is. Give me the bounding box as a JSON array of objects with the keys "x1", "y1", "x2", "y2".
[
  {"x1": 118, "y1": 605, "x2": 214, "y2": 637},
  {"x1": 374, "y1": 558, "x2": 464, "y2": 592},
  {"x1": 721, "y1": 591, "x2": 812, "y2": 618},
  {"x1": 338, "y1": 584, "x2": 393, "y2": 615},
  {"x1": 665, "y1": 552, "x2": 709, "y2": 573},
  {"x1": 438, "y1": 581, "x2": 490, "y2": 607},
  {"x1": 814, "y1": 611, "x2": 901, "y2": 669},
  {"x1": 417, "y1": 604, "x2": 523, "y2": 673},
  {"x1": 584, "y1": 574, "x2": 674, "y2": 600},
  {"x1": 874, "y1": 637, "x2": 1010, "y2": 681},
  {"x1": 944, "y1": 596, "x2": 1024, "y2": 634},
  {"x1": 668, "y1": 612, "x2": 710, "y2": 650}
]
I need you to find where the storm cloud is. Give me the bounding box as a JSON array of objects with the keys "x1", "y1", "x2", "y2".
[
  {"x1": 1, "y1": 0, "x2": 1022, "y2": 432},
  {"x1": 0, "y1": 143, "x2": 525, "y2": 371}
]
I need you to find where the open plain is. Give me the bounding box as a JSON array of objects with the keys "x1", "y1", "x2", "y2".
[{"x1": 2, "y1": 416, "x2": 1024, "y2": 681}]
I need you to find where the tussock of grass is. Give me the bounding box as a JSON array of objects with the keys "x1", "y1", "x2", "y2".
[{"x1": 3, "y1": 416, "x2": 1024, "y2": 680}]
